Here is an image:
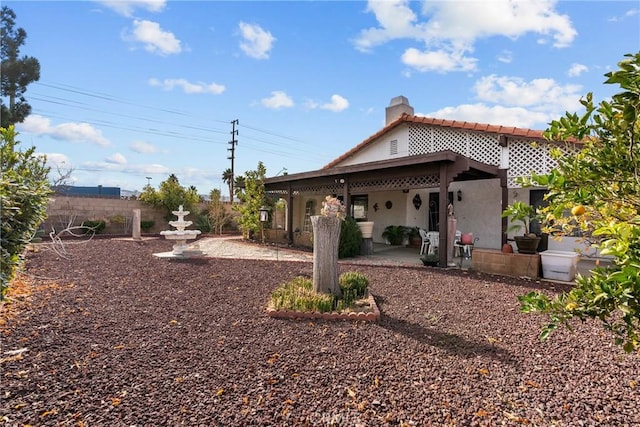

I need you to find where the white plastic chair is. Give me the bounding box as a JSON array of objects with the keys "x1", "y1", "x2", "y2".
[
  {"x1": 426, "y1": 231, "x2": 439, "y2": 255},
  {"x1": 418, "y1": 228, "x2": 430, "y2": 255}
]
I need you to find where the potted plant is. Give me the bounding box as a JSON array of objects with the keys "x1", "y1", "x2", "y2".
[
  {"x1": 420, "y1": 253, "x2": 439, "y2": 266},
  {"x1": 501, "y1": 201, "x2": 542, "y2": 254},
  {"x1": 407, "y1": 226, "x2": 422, "y2": 248},
  {"x1": 381, "y1": 225, "x2": 409, "y2": 245}
]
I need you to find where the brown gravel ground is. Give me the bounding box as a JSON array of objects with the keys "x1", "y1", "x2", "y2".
[{"x1": 1, "y1": 237, "x2": 639, "y2": 426}]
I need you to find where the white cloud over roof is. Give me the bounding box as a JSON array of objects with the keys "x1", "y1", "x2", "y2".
[{"x1": 355, "y1": 0, "x2": 577, "y2": 73}]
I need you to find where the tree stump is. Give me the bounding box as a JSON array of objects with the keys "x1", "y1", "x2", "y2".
[{"x1": 311, "y1": 215, "x2": 342, "y2": 297}]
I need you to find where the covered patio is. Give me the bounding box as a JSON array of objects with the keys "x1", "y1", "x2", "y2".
[{"x1": 264, "y1": 150, "x2": 505, "y2": 268}]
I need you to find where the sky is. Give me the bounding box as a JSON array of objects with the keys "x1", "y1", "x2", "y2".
[{"x1": 6, "y1": 0, "x2": 639, "y2": 195}]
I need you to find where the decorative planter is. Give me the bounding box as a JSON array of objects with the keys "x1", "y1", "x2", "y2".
[
  {"x1": 514, "y1": 236, "x2": 541, "y2": 254},
  {"x1": 357, "y1": 221, "x2": 374, "y2": 238}
]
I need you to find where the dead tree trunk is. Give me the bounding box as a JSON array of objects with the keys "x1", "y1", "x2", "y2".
[{"x1": 311, "y1": 215, "x2": 342, "y2": 297}]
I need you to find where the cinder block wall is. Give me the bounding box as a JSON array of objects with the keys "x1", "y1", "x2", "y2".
[{"x1": 42, "y1": 195, "x2": 169, "y2": 235}]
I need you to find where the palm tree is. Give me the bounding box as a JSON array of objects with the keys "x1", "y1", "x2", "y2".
[{"x1": 222, "y1": 168, "x2": 233, "y2": 203}]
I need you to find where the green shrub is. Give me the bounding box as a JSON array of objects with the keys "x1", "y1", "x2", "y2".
[
  {"x1": 382, "y1": 225, "x2": 409, "y2": 245},
  {"x1": 270, "y1": 272, "x2": 370, "y2": 313},
  {"x1": 339, "y1": 216, "x2": 362, "y2": 258},
  {"x1": 194, "y1": 209, "x2": 212, "y2": 233},
  {"x1": 140, "y1": 220, "x2": 155, "y2": 233},
  {"x1": 1, "y1": 126, "x2": 52, "y2": 298},
  {"x1": 339, "y1": 271, "x2": 369, "y2": 305},
  {"x1": 81, "y1": 220, "x2": 106, "y2": 234}
]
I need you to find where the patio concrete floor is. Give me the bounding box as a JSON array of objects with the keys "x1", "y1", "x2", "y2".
[{"x1": 191, "y1": 236, "x2": 605, "y2": 284}]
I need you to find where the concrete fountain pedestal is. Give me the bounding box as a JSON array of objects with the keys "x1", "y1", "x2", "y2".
[{"x1": 155, "y1": 205, "x2": 203, "y2": 258}]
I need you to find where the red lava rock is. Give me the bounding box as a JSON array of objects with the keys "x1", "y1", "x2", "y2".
[{"x1": 1, "y1": 238, "x2": 638, "y2": 426}]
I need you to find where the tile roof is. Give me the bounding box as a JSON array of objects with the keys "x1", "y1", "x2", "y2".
[{"x1": 322, "y1": 114, "x2": 548, "y2": 170}]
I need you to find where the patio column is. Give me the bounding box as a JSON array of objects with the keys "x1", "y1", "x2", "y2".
[
  {"x1": 286, "y1": 183, "x2": 294, "y2": 244},
  {"x1": 499, "y1": 169, "x2": 508, "y2": 245},
  {"x1": 342, "y1": 176, "x2": 350, "y2": 217},
  {"x1": 438, "y1": 163, "x2": 449, "y2": 268}
]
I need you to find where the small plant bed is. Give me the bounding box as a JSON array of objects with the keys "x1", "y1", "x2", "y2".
[{"x1": 266, "y1": 272, "x2": 380, "y2": 321}]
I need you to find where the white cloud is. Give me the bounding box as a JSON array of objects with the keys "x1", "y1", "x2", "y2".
[
  {"x1": 401, "y1": 47, "x2": 477, "y2": 72},
  {"x1": 238, "y1": 22, "x2": 276, "y2": 59},
  {"x1": 497, "y1": 50, "x2": 513, "y2": 64},
  {"x1": 18, "y1": 115, "x2": 110, "y2": 147},
  {"x1": 424, "y1": 104, "x2": 550, "y2": 129},
  {"x1": 148, "y1": 78, "x2": 225, "y2": 94},
  {"x1": 422, "y1": 73, "x2": 584, "y2": 129},
  {"x1": 130, "y1": 140, "x2": 157, "y2": 154},
  {"x1": 106, "y1": 153, "x2": 127, "y2": 165},
  {"x1": 320, "y1": 95, "x2": 349, "y2": 112},
  {"x1": 473, "y1": 75, "x2": 582, "y2": 111},
  {"x1": 355, "y1": 0, "x2": 577, "y2": 73},
  {"x1": 41, "y1": 153, "x2": 71, "y2": 168},
  {"x1": 608, "y1": 8, "x2": 639, "y2": 22},
  {"x1": 95, "y1": 0, "x2": 166, "y2": 17},
  {"x1": 567, "y1": 63, "x2": 588, "y2": 77},
  {"x1": 261, "y1": 91, "x2": 294, "y2": 110},
  {"x1": 126, "y1": 20, "x2": 181, "y2": 56}
]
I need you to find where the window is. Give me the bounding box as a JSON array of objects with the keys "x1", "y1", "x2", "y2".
[{"x1": 303, "y1": 200, "x2": 315, "y2": 232}]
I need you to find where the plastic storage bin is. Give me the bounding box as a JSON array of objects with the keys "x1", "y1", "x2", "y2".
[{"x1": 540, "y1": 250, "x2": 580, "y2": 281}]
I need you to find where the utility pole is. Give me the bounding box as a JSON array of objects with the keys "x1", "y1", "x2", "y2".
[{"x1": 228, "y1": 119, "x2": 239, "y2": 205}]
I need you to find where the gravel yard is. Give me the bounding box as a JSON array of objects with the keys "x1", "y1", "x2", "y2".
[{"x1": 1, "y1": 237, "x2": 638, "y2": 426}]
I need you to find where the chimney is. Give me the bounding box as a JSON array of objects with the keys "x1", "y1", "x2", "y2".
[{"x1": 385, "y1": 96, "x2": 414, "y2": 125}]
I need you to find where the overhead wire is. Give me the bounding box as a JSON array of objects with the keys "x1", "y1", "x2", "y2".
[{"x1": 31, "y1": 81, "x2": 334, "y2": 162}]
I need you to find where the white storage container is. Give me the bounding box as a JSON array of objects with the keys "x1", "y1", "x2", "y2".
[{"x1": 540, "y1": 250, "x2": 580, "y2": 281}]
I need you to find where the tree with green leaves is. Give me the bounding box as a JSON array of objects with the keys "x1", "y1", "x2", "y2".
[
  {"x1": 518, "y1": 52, "x2": 640, "y2": 352},
  {"x1": 1, "y1": 126, "x2": 51, "y2": 298},
  {"x1": 139, "y1": 174, "x2": 200, "y2": 221},
  {"x1": 208, "y1": 188, "x2": 232, "y2": 235},
  {"x1": 1, "y1": 6, "x2": 40, "y2": 127},
  {"x1": 234, "y1": 162, "x2": 267, "y2": 240},
  {"x1": 222, "y1": 168, "x2": 233, "y2": 204}
]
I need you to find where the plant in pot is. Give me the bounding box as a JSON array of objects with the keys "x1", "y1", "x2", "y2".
[
  {"x1": 501, "y1": 201, "x2": 542, "y2": 254},
  {"x1": 407, "y1": 226, "x2": 422, "y2": 248},
  {"x1": 420, "y1": 252, "x2": 439, "y2": 267},
  {"x1": 381, "y1": 225, "x2": 408, "y2": 245}
]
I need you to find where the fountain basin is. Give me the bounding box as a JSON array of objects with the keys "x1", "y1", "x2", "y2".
[{"x1": 160, "y1": 230, "x2": 201, "y2": 239}]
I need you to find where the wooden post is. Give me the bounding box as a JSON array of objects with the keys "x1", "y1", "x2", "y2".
[{"x1": 311, "y1": 215, "x2": 342, "y2": 297}]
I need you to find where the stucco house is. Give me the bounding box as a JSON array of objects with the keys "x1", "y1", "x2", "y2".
[{"x1": 264, "y1": 96, "x2": 583, "y2": 267}]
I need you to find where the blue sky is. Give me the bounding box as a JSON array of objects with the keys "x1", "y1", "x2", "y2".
[{"x1": 7, "y1": 0, "x2": 639, "y2": 194}]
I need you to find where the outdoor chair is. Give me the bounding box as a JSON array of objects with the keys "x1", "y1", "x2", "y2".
[
  {"x1": 418, "y1": 228, "x2": 430, "y2": 255},
  {"x1": 426, "y1": 231, "x2": 439, "y2": 255}
]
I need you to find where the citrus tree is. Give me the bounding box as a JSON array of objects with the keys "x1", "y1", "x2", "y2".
[
  {"x1": 139, "y1": 174, "x2": 200, "y2": 221},
  {"x1": 518, "y1": 52, "x2": 640, "y2": 352}
]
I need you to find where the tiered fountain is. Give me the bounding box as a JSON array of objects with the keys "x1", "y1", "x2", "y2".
[{"x1": 160, "y1": 205, "x2": 202, "y2": 256}]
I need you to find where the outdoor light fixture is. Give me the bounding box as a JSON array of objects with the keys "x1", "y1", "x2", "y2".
[{"x1": 457, "y1": 189, "x2": 462, "y2": 201}]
